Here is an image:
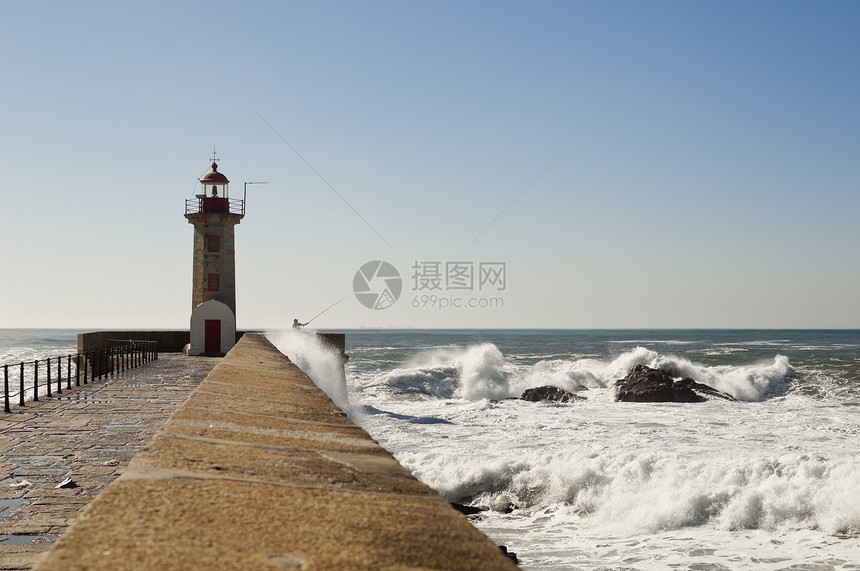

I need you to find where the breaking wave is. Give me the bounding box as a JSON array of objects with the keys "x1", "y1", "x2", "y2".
[
  {"x1": 266, "y1": 329, "x2": 354, "y2": 418},
  {"x1": 399, "y1": 448, "x2": 860, "y2": 535},
  {"x1": 374, "y1": 344, "x2": 793, "y2": 402}
]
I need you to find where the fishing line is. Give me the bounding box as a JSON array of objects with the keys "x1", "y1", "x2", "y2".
[
  {"x1": 465, "y1": 111, "x2": 603, "y2": 250},
  {"x1": 254, "y1": 110, "x2": 395, "y2": 251},
  {"x1": 305, "y1": 295, "x2": 350, "y2": 326}
]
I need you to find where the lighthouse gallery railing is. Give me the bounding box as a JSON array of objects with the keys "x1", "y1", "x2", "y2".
[{"x1": 185, "y1": 197, "x2": 245, "y2": 216}]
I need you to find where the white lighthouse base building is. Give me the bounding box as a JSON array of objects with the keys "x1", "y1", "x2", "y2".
[{"x1": 188, "y1": 300, "x2": 236, "y2": 356}]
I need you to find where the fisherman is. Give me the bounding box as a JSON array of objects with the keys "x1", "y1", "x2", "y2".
[{"x1": 291, "y1": 295, "x2": 347, "y2": 331}]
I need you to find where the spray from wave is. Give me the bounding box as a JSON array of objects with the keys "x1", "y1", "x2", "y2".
[
  {"x1": 398, "y1": 448, "x2": 860, "y2": 535},
  {"x1": 266, "y1": 329, "x2": 355, "y2": 419},
  {"x1": 374, "y1": 344, "x2": 793, "y2": 402}
]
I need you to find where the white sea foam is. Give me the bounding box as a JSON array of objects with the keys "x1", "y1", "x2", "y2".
[
  {"x1": 403, "y1": 448, "x2": 860, "y2": 534},
  {"x1": 369, "y1": 390, "x2": 860, "y2": 569},
  {"x1": 266, "y1": 329, "x2": 354, "y2": 418},
  {"x1": 296, "y1": 331, "x2": 859, "y2": 570},
  {"x1": 609, "y1": 339, "x2": 696, "y2": 345},
  {"x1": 369, "y1": 343, "x2": 793, "y2": 402}
]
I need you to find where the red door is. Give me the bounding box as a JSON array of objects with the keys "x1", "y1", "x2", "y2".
[{"x1": 204, "y1": 320, "x2": 221, "y2": 354}]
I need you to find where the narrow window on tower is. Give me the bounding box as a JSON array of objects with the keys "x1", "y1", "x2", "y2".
[
  {"x1": 208, "y1": 274, "x2": 220, "y2": 292},
  {"x1": 207, "y1": 234, "x2": 220, "y2": 252}
]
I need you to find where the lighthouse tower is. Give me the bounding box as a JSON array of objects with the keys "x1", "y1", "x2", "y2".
[{"x1": 185, "y1": 156, "x2": 244, "y2": 356}]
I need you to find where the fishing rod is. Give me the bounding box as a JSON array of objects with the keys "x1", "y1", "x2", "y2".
[{"x1": 304, "y1": 295, "x2": 349, "y2": 326}]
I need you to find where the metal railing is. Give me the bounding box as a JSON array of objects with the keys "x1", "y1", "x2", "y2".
[
  {"x1": 184, "y1": 196, "x2": 245, "y2": 216},
  {"x1": 2, "y1": 340, "x2": 158, "y2": 413}
]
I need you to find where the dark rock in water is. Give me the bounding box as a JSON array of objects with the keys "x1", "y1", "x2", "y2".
[
  {"x1": 498, "y1": 545, "x2": 519, "y2": 564},
  {"x1": 521, "y1": 385, "x2": 586, "y2": 403},
  {"x1": 450, "y1": 502, "x2": 485, "y2": 516},
  {"x1": 614, "y1": 365, "x2": 736, "y2": 403},
  {"x1": 673, "y1": 376, "x2": 736, "y2": 401}
]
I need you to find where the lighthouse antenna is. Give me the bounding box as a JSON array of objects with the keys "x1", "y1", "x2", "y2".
[{"x1": 243, "y1": 181, "x2": 268, "y2": 206}]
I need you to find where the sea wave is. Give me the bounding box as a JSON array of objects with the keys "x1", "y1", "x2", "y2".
[
  {"x1": 371, "y1": 344, "x2": 793, "y2": 402},
  {"x1": 400, "y1": 449, "x2": 860, "y2": 535},
  {"x1": 267, "y1": 330, "x2": 354, "y2": 417}
]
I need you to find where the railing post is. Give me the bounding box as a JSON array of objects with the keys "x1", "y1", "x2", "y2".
[
  {"x1": 56, "y1": 357, "x2": 62, "y2": 394},
  {"x1": 67, "y1": 355, "x2": 72, "y2": 390},
  {"x1": 89, "y1": 351, "x2": 96, "y2": 382},
  {"x1": 46, "y1": 359, "x2": 52, "y2": 398},
  {"x1": 19, "y1": 363, "x2": 25, "y2": 407},
  {"x1": 34, "y1": 361, "x2": 39, "y2": 402},
  {"x1": 4, "y1": 365, "x2": 9, "y2": 413}
]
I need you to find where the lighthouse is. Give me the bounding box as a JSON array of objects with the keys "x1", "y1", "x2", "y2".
[{"x1": 185, "y1": 156, "x2": 244, "y2": 356}]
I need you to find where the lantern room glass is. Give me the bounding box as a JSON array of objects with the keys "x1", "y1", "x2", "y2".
[{"x1": 202, "y1": 181, "x2": 229, "y2": 198}]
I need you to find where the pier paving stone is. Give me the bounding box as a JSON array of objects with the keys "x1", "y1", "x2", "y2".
[{"x1": 0, "y1": 353, "x2": 218, "y2": 570}]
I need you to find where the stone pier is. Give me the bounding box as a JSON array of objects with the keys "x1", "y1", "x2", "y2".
[
  {"x1": 0, "y1": 353, "x2": 220, "y2": 570},
  {"x1": 34, "y1": 334, "x2": 518, "y2": 570}
]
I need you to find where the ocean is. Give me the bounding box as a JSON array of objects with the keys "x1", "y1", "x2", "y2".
[
  {"x1": 5, "y1": 329, "x2": 859, "y2": 569},
  {"x1": 270, "y1": 328, "x2": 860, "y2": 570},
  {"x1": 0, "y1": 329, "x2": 78, "y2": 365}
]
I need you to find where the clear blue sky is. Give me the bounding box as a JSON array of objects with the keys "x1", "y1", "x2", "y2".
[{"x1": 2, "y1": 0, "x2": 858, "y2": 329}]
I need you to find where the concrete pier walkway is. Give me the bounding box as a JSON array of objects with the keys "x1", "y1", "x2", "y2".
[
  {"x1": 0, "y1": 354, "x2": 220, "y2": 570},
  {"x1": 34, "y1": 334, "x2": 518, "y2": 570}
]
